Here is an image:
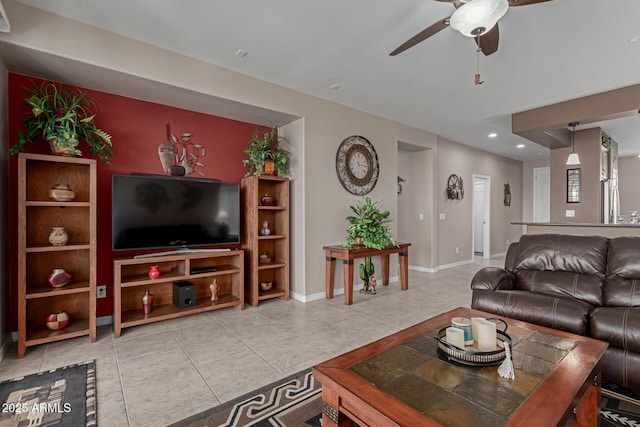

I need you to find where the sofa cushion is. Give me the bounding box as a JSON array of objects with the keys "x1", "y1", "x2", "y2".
[
  {"x1": 591, "y1": 307, "x2": 640, "y2": 353},
  {"x1": 512, "y1": 234, "x2": 608, "y2": 306},
  {"x1": 603, "y1": 236, "x2": 640, "y2": 307},
  {"x1": 471, "y1": 289, "x2": 593, "y2": 336},
  {"x1": 599, "y1": 345, "x2": 640, "y2": 391},
  {"x1": 515, "y1": 270, "x2": 604, "y2": 306},
  {"x1": 514, "y1": 234, "x2": 609, "y2": 274}
]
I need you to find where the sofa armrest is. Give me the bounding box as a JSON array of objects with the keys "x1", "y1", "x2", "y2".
[{"x1": 470, "y1": 267, "x2": 517, "y2": 291}]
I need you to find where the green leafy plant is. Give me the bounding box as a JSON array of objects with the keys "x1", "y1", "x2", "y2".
[
  {"x1": 343, "y1": 197, "x2": 397, "y2": 250},
  {"x1": 601, "y1": 133, "x2": 612, "y2": 150},
  {"x1": 242, "y1": 128, "x2": 290, "y2": 176},
  {"x1": 9, "y1": 81, "x2": 113, "y2": 162}
]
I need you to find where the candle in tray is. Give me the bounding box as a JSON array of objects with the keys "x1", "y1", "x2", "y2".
[
  {"x1": 445, "y1": 327, "x2": 466, "y2": 349},
  {"x1": 477, "y1": 319, "x2": 497, "y2": 351},
  {"x1": 471, "y1": 317, "x2": 486, "y2": 344},
  {"x1": 451, "y1": 317, "x2": 473, "y2": 345}
]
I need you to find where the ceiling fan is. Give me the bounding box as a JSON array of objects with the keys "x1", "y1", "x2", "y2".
[{"x1": 389, "y1": 0, "x2": 555, "y2": 57}]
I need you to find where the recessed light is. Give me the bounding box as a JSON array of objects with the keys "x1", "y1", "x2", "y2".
[
  {"x1": 329, "y1": 84, "x2": 342, "y2": 90},
  {"x1": 629, "y1": 35, "x2": 640, "y2": 43},
  {"x1": 488, "y1": 132, "x2": 497, "y2": 138},
  {"x1": 235, "y1": 49, "x2": 248, "y2": 58},
  {"x1": 517, "y1": 144, "x2": 525, "y2": 149},
  {"x1": 637, "y1": 154, "x2": 640, "y2": 158}
]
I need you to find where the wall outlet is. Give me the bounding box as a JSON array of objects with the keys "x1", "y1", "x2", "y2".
[
  {"x1": 566, "y1": 209, "x2": 575, "y2": 217},
  {"x1": 419, "y1": 213, "x2": 424, "y2": 220},
  {"x1": 506, "y1": 240, "x2": 509, "y2": 246},
  {"x1": 455, "y1": 246, "x2": 459, "y2": 254},
  {"x1": 439, "y1": 213, "x2": 446, "y2": 220},
  {"x1": 97, "y1": 285, "x2": 107, "y2": 299}
]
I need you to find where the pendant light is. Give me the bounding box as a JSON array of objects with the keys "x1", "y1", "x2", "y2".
[{"x1": 566, "y1": 122, "x2": 581, "y2": 166}]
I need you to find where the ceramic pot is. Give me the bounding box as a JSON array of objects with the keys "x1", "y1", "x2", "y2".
[
  {"x1": 259, "y1": 251, "x2": 271, "y2": 264},
  {"x1": 49, "y1": 227, "x2": 69, "y2": 246},
  {"x1": 260, "y1": 194, "x2": 274, "y2": 206},
  {"x1": 260, "y1": 281, "x2": 273, "y2": 292},
  {"x1": 148, "y1": 265, "x2": 160, "y2": 280},
  {"x1": 47, "y1": 268, "x2": 72, "y2": 288},
  {"x1": 260, "y1": 160, "x2": 276, "y2": 176},
  {"x1": 260, "y1": 220, "x2": 271, "y2": 236},
  {"x1": 48, "y1": 184, "x2": 76, "y2": 202},
  {"x1": 141, "y1": 290, "x2": 155, "y2": 314},
  {"x1": 46, "y1": 311, "x2": 70, "y2": 330}
]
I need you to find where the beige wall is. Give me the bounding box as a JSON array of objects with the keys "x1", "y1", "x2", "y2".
[
  {"x1": 0, "y1": 57, "x2": 8, "y2": 355},
  {"x1": 436, "y1": 138, "x2": 523, "y2": 265},
  {"x1": 0, "y1": 2, "x2": 522, "y2": 302},
  {"x1": 550, "y1": 127, "x2": 602, "y2": 223},
  {"x1": 619, "y1": 156, "x2": 640, "y2": 220}
]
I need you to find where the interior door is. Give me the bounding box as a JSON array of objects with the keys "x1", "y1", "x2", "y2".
[
  {"x1": 533, "y1": 167, "x2": 550, "y2": 222},
  {"x1": 474, "y1": 181, "x2": 485, "y2": 253}
]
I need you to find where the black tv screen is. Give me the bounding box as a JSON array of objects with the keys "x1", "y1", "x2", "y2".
[{"x1": 112, "y1": 174, "x2": 240, "y2": 251}]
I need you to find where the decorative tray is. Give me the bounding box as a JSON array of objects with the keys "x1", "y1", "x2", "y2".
[{"x1": 434, "y1": 319, "x2": 512, "y2": 367}]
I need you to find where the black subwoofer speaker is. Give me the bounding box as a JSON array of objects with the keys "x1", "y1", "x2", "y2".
[{"x1": 173, "y1": 281, "x2": 196, "y2": 309}]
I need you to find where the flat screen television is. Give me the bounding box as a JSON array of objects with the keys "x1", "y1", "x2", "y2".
[{"x1": 112, "y1": 174, "x2": 240, "y2": 252}]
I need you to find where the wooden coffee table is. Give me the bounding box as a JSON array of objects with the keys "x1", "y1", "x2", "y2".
[{"x1": 312, "y1": 307, "x2": 608, "y2": 427}]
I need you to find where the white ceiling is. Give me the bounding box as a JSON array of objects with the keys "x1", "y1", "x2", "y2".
[{"x1": 8, "y1": 0, "x2": 640, "y2": 161}]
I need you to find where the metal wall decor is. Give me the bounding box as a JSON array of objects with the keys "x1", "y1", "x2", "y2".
[
  {"x1": 446, "y1": 174, "x2": 464, "y2": 200},
  {"x1": 397, "y1": 176, "x2": 406, "y2": 194},
  {"x1": 504, "y1": 181, "x2": 511, "y2": 207}
]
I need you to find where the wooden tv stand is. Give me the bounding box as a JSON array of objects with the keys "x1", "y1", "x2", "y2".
[{"x1": 113, "y1": 250, "x2": 244, "y2": 337}]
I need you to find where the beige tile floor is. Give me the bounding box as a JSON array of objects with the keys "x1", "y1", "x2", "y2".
[{"x1": 0, "y1": 256, "x2": 503, "y2": 426}]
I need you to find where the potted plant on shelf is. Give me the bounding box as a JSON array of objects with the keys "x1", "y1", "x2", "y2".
[
  {"x1": 9, "y1": 81, "x2": 113, "y2": 162},
  {"x1": 242, "y1": 127, "x2": 289, "y2": 176},
  {"x1": 343, "y1": 197, "x2": 397, "y2": 250}
]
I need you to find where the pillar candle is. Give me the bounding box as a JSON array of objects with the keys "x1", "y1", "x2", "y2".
[
  {"x1": 471, "y1": 317, "x2": 486, "y2": 344},
  {"x1": 445, "y1": 327, "x2": 466, "y2": 349},
  {"x1": 477, "y1": 319, "x2": 497, "y2": 352}
]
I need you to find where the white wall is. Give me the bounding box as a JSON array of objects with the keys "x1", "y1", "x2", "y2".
[
  {"x1": 522, "y1": 159, "x2": 550, "y2": 223},
  {"x1": 619, "y1": 156, "x2": 640, "y2": 219}
]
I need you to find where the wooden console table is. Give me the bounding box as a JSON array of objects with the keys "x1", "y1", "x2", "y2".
[{"x1": 323, "y1": 243, "x2": 410, "y2": 305}]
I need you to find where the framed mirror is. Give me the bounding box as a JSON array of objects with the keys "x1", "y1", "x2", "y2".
[{"x1": 567, "y1": 168, "x2": 581, "y2": 203}]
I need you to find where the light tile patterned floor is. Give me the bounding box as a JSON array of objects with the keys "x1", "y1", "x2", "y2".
[{"x1": 0, "y1": 256, "x2": 503, "y2": 426}]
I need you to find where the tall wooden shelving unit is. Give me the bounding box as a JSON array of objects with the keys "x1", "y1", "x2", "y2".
[
  {"x1": 17, "y1": 153, "x2": 97, "y2": 358},
  {"x1": 241, "y1": 175, "x2": 290, "y2": 306}
]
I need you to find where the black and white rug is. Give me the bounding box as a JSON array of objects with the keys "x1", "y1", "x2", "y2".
[
  {"x1": 0, "y1": 360, "x2": 96, "y2": 427},
  {"x1": 173, "y1": 369, "x2": 640, "y2": 427}
]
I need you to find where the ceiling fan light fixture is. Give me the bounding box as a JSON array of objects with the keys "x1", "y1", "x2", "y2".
[{"x1": 450, "y1": 0, "x2": 509, "y2": 37}]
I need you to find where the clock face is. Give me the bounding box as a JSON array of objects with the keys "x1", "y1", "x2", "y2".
[{"x1": 336, "y1": 136, "x2": 379, "y2": 195}]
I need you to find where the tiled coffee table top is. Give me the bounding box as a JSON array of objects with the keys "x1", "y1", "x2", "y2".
[{"x1": 349, "y1": 319, "x2": 577, "y2": 427}]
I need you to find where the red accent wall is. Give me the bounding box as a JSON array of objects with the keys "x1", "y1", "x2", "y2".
[{"x1": 7, "y1": 73, "x2": 269, "y2": 326}]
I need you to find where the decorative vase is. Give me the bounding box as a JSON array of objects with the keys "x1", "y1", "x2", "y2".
[
  {"x1": 259, "y1": 251, "x2": 271, "y2": 264},
  {"x1": 260, "y1": 194, "x2": 274, "y2": 206},
  {"x1": 261, "y1": 160, "x2": 276, "y2": 176},
  {"x1": 48, "y1": 184, "x2": 76, "y2": 202},
  {"x1": 49, "y1": 227, "x2": 69, "y2": 246},
  {"x1": 260, "y1": 220, "x2": 271, "y2": 236},
  {"x1": 47, "y1": 137, "x2": 75, "y2": 157},
  {"x1": 47, "y1": 268, "x2": 72, "y2": 288},
  {"x1": 210, "y1": 278, "x2": 220, "y2": 301},
  {"x1": 260, "y1": 281, "x2": 273, "y2": 292},
  {"x1": 141, "y1": 290, "x2": 155, "y2": 314},
  {"x1": 158, "y1": 140, "x2": 178, "y2": 174},
  {"x1": 148, "y1": 265, "x2": 160, "y2": 280},
  {"x1": 353, "y1": 237, "x2": 364, "y2": 246},
  {"x1": 46, "y1": 311, "x2": 70, "y2": 330}
]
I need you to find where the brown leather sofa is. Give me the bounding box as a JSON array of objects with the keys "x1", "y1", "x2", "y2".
[{"x1": 471, "y1": 233, "x2": 640, "y2": 391}]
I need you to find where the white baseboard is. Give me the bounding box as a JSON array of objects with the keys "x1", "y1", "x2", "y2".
[
  {"x1": 437, "y1": 258, "x2": 474, "y2": 271},
  {"x1": 97, "y1": 315, "x2": 113, "y2": 327},
  {"x1": 409, "y1": 265, "x2": 437, "y2": 273},
  {"x1": 292, "y1": 275, "x2": 399, "y2": 303},
  {"x1": 490, "y1": 251, "x2": 507, "y2": 259}
]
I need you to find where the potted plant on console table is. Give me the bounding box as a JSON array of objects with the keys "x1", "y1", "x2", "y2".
[
  {"x1": 9, "y1": 81, "x2": 113, "y2": 162},
  {"x1": 242, "y1": 127, "x2": 289, "y2": 176},
  {"x1": 343, "y1": 197, "x2": 398, "y2": 294}
]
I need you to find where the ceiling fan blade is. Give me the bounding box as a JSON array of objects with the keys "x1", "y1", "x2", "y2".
[
  {"x1": 508, "y1": 0, "x2": 555, "y2": 6},
  {"x1": 476, "y1": 24, "x2": 499, "y2": 56},
  {"x1": 389, "y1": 17, "x2": 451, "y2": 56}
]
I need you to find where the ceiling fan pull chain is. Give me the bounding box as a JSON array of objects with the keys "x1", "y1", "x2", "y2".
[{"x1": 475, "y1": 37, "x2": 484, "y2": 85}]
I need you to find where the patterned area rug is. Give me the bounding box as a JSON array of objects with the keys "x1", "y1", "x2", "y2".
[
  {"x1": 172, "y1": 369, "x2": 640, "y2": 427},
  {"x1": 0, "y1": 360, "x2": 96, "y2": 427}
]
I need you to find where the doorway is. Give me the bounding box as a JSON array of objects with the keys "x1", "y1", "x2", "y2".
[
  {"x1": 472, "y1": 174, "x2": 491, "y2": 259},
  {"x1": 533, "y1": 167, "x2": 550, "y2": 222}
]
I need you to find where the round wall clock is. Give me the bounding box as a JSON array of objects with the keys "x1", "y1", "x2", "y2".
[{"x1": 336, "y1": 135, "x2": 379, "y2": 195}]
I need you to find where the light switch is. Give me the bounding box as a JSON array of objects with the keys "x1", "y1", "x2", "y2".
[
  {"x1": 419, "y1": 213, "x2": 424, "y2": 220},
  {"x1": 566, "y1": 210, "x2": 575, "y2": 217},
  {"x1": 439, "y1": 213, "x2": 446, "y2": 220}
]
